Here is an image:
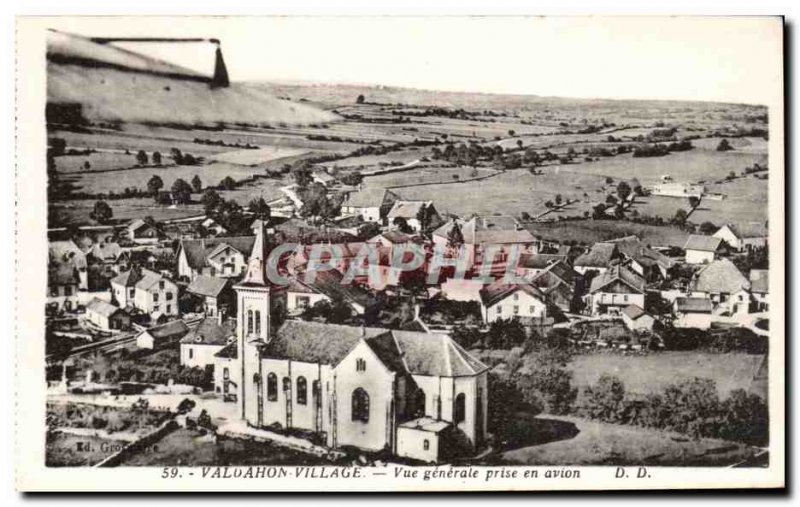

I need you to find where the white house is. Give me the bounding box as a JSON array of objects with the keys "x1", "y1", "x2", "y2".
[
  {"x1": 749, "y1": 269, "x2": 769, "y2": 312},
  {"x1": 713, "y1": 223, "x2": 768, "y2": 252},
  {"x1": 386, "y1": 200, "x2": 440, "y2": 232},
  {"x1": 478, "y1": 282, "x2": 548, "y2": 324},
  {"x1": 186, "y1": 275, "x2": 232, "y2": 317},
  {"x1": 673, "y1": 297, "x2": 714, "y2": 329},
  {"x1": 85, "y1": 298, "x2": 130, "y2": 331},
  {"x1": 126, "y1": 219, "x2": 161, "y2": 244},
  {"x1": 684, "y1": 235, "x2": 725, "y2": 264},
  {"x1": 213, "y1": 342, "x2": 239, "y2": 402},
  {"x1": 573, "y1": 242, "x2": 620, "y2": 275},
  {"x1": 341, "y1": 187, "x2": 402, "y2": 223},
  {"x1": 285, "y1": 270, "x2": 371, "y2": 316},
  {"x1": 180, "y1": 317, "x2": 237, "y2": 369},
  {"x1": 111, "y1": 268, "x2": 179, "y2": 318},
  {"x1": 585, "y1": 265, "x2": 646, "y2": 316},
  {"x1": 49, "y1": 240, "x2": 88, "y2": 290},
  {"x1": 621, "y1": 304, "x2": 655, "y2": 332},
  {"x1": 176, "y1": 236, "x2": 257, "y2": 281},
  {"x1": 689, "y1": 258, "x2": 752, "y2": 316},
  {"x1": 47, "y1": 263, "x2": 80, "y2": 314}
]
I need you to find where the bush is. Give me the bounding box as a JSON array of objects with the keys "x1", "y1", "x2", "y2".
[{"x1": 580, "y1": 375, "x2": 627, "y2": 423}]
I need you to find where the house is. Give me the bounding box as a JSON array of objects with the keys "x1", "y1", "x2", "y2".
[
  {"x1": 111, "y1": 268, "x2": 179, "y2": 318},
  {"x1": 585, "y1": 265, "x2": 646, "y2": 316},
  {"x1": 432, "y1": 215, "x2": 537, "y2": 273},
  {"x1": 673, "y1": 297, "x2": 714, "y2": 329},
  {"x1": 87, "y1": 241, "x2": 127, "y2": 275},
  {"x1": 479, "y1": 281, "x2": 548, "y2": 324},
  {"x1": 213, "y1": 342, "x2": 239, "y2": 401},
  {"x1": 749, "y1": 269, "x2": 769, "y2": 312},
  {"x1": 341, "y1": 187, "x2": 402, "y2": 223},
  {"x1": 136, "y1": 319, "x2": 190, "y2": 350},
  {"x1": 367, "y1": 230, "x2": 418, "y2": 250},
  {"x1": 713, "y1": 223, "x2": 768, "y2": 252},
  {"x1": 85, "y1": 298, "x2": 130, "y2": 331},
  {"x1": 620, "y1": 304, "x2": 655, "y2": 332},
  {"x1": 689, "y1": 259, "x2": 751, "y2": 315},
  {"x1": 233, "y1": 223, "x2": 489, "y2": 462},
  {"x1": 180, "y1": 317, "x2": 237, "y2": 369},
  {"x1": 186, "y1": 275, "x2": 232, "y2": 317},
  {"x1": 516, "y1": 253, "x2": 568, "y2": 280},
  {"x1": 529, "y1": 260, "x2": 580, "y2": 313},
  {"x1": 684, "y1": 235, "x2": 725, "y2": 264},
  {"x1": 386, "y1": 200, "x2": 441, "y2": 232},
  {"x1": 126, "y1": 219, "x2": 161, "y2": 244},
  {"x1": 49, "y1": 240, "x2": 88, "y2": 290},
  {"x1": 650, "y1": 182, "x2": 705, "y2": 198},
  {"x1": 285, "y1": 270, "x2": 372, "y2": 316},
  {"x1": 176, "y1": 236, "x2": 257, "y2": 280},
  {"x1": 312, "y1": 171, "x2": 336, "y2": 187},
  {"x1": 47, "y1": 264, "x2": 80, "y2": 314},
  {"x1": 573, "y1": 242, "x2": 620, "y2": 275},
  {"x1": 606, "y1": 235, "x2": 675, "y2": 281}
]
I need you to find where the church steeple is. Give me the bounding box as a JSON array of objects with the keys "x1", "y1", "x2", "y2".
[{"x1": 241, "y1": 221, "x2": 268, "y2": 285}]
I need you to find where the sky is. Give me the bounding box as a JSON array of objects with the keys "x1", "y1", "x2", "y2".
[{"x1": 43, "y1": 16, "x2": 782, "y2": 105}]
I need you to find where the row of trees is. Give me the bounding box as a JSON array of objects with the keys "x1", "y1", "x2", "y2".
[{"x1": 580, "y1": 375, "x2": 768, "y2": 445}]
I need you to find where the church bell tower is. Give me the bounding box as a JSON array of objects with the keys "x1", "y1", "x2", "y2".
[{"x1": 234, "y1": 223, "x2": 271, "y2": 424}]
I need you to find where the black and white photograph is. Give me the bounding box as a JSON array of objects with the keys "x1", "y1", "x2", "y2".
[{"x1": 14, "y1": 14, "x2": 785, "y2": 492}]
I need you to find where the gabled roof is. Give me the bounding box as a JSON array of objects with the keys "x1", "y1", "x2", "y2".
[
  {"x1": 530, "y1": 260, "x2": 578, "y2": 290},
  {"x1": 187, "y1": 275, "x2": 230, "y2": 298},
  {"x1": 128, "y1": 218, "x2": 158, "y2": 233},
  {"x1": 368, "y1": 230, "x2": 415, "y2": 245},
  {"x1": 265, "y1": 321, "x2": 488, "y2": 377},
  {"x1": 684, "y1": 234, "x2": 724, "y2": 252},
  {"x1": 140, "y1": 319, "x2": 190, "y2": 340},
  {"x1": 387, "y1": 200, "x2": 430, "y2": 220},
  {"x1": 86, "y1": 298, "x2": 121, "y2": 318},
  {"x1": 607, "y1": 235, "x2": 674, "y2": 270},
  {"x1": 49, "y1": 240, "x2": 87, "y2": 268},
  {"x1": 288, "y1": 270, "x2": 372, "y2": 308},
  {"x1": 432, "y1": 215, "x2": 534, "y2": 246},
  {"x1": 479, "y1": 281, "x2": 546, "y2": 308},
  {"x1": 344, "y1": 187, "x2": 402, "y2": 209},
  {"x1": 589, "y1": 265, "x2": 646, "y2": 294},
  {"x1": 518, "y1": 253, "x2": 567, "y2": 270},
  {"x1": 574, "y1": 242, "x2": 619, "y2": 268},
  {"x1": 715, "y1": 223, "x2": 768, "y2": 240},
  {"x1": 622, "y1": 304, "x2": 648, "y2": 320},
  {"x1": 88, "y1": 242, "x2": 123, "y2": 262},
  {"x1": 691, "y1": 258, "x2": 750, "y2": 294},
  {"x1": 180, "y1": 317, "x2": 236, "y2": 346},
  {"x1": 675, "y1": 297, "x2": 714, "y2": 313},
  {"x1": 111, "y1": 267, "x2": 142, "y2": 287},
  {"x1": 749, "y1": 269, "x2": 769, "y2": 294},
  {"x1": 178, "y1": 236, "x2": 257, "y2": 270}
]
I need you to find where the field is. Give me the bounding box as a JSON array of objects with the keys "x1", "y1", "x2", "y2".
[
  {"x1": 498, "y1": 414, "x2": 760, "y2": 466},
  {"x1": 528, "y1": 220, "x2": 692, "y2": 247},
  {"x1": 568, "y1": 351, "x2": 765, "y2": 397},
  {"x1": 50, "y1": 198, "x2": 205, "y2": 225}
]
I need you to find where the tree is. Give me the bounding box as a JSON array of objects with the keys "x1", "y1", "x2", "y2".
[
  {"x1": 581, "y1": 375, "x2": 627, "y2": 423},
  {"x1": 152, "y1": 151, "x2": 162, "y2": 165},
  {"x1": 220, "y1": 176, "x2": 236, "y2": 191},
  {"x1": 447, "y1": 221, "x2": 464, "y2": 248},
  {"x1": 516, "y1": 361, "x2": 577, "y2": 415},
  {"x1": 486, "y1": 319, "x2": 526, "y2": 349},
  {"x1": 339, "y1": 171, "x2": 363, "y2": 186},
  {"x1": 298, "y1": 182, "x2": 341, "y2": 224},
  {"x1": 136, "y1": 150, "x2": 148, "y2": 166},
  {"x1": 191, "y1": 175, "x2": 202, "y2": 193},
  {"x1": 356, "y1": 221, "x2": 382, "y2": 241},
  {"x1": 356, "y1": 94, "x2": 366, "y2": 104},
  {"x1": 292, "y1": 161, "x2": 313, "y2": 188},
  {"x1": 248, "y1": 197, "x2": 271, "y2": 221},
  {"x1": 416, "y1": 203, "x2": 436, "y2": 235},
  {"x1": 171, "y1": 178, "x2": 193, "y2": 204},
  {"x1": 516, "y1": 139, "x2": 523, "y2": 149},
  {"x1": 171, "y1": 148, "x2": 184, "y2": 164},
  {"x1": 592, "y1": 203, "x2": 607, "y2": 219},
  {"x1": 83, "y1": 161, "x2": 91, "y2": 171},
  {"x1": 688, "y1": 196, "x2": 700, "y2": 209},
  {"x1": 716, "y1": 139, "x2": 734, "y2": 152},
  {"x1": 617, "y1": 180, "x2": 632, "y2": 202},
  {"x1": 201, "y1": 188, "x2": 222, "y2": 212},
  {"x1": 673, "y1": 208, "x2": 688, "y2": 226},
  {"x1": 555, "y1": 194, "x2": 563, "y2": 206},
  {"x1": 393, "y1": 217, "x2": 413, "y2": 234},
  {"x1": 661, "y1": 377, "x2": 721, "y2": 438},
  {"x1": 699, "y1": 221, "x2": 718, "y2": 234},
  {"x1": 90, "y1": 200, "x2": 113, "y2": 224},
  {"x1": 718, "y1": 389, "x2": 768, "y2": 446},
  {"x1": 508, "y1": 129, "x2": 516, "y2": 137},
  {"x1": 147, "y1": 175, "x2": 164, "y2": 196}
]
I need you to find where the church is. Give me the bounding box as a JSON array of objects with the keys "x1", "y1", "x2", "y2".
[{"x1": 231, "y1": 225, "x2": 489, "y2": 463}]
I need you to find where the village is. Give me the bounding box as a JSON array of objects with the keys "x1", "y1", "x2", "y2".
[{"x1": 43, "y1": 29, "x2": 770, "y2": 469}]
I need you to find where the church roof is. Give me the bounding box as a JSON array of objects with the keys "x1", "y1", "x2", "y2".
[{"x1": 265, "y1": 321, "x2": 488, "y2": 377}]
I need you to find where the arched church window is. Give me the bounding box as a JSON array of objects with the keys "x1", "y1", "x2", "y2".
[
  {"x1": 267, "y1": 373, "x2": 277, "y2": 401},
  {"x1": 296, "y1": 377, "x2": 307, "y2": 405},
  {"x1": 454, "y1": 393, "x2": 466, "y2": 424}
]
